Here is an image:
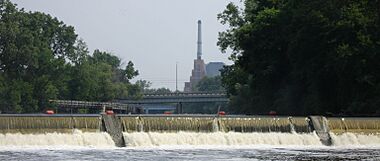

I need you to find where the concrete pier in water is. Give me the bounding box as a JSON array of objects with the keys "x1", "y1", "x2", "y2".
[
  {"x1": 308, "y1": 116, "x2": 332, "y2": 146},
  {"x1": 100, "y1": 114, "x2": 125, "y2": 147}
]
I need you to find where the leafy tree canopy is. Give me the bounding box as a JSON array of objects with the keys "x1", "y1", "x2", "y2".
[
  {"x1": 0, "y1": 1, "x2": 139, "y2": 113},
  {"x1": 219, "y1": 0, "x2": 380, "y2": 116}
]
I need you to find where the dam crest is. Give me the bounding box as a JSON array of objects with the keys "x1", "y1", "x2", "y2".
[{"x1": 0, "y1": 114, "x2": 379, "y2": 147}]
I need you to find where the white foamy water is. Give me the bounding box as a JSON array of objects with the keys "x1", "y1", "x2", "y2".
[
  {"x1": 0, "y1": 130, "x2": 379, "y2": 148},
  {"x1": 0, "y1": 130, "x2": 114, "y2": 147},
  {"x1": 123, "y1": 132, "x2": 324, "y2": 147},
  {"x1": 331, "y1": 133, "x2": 380, "y2": 146}
]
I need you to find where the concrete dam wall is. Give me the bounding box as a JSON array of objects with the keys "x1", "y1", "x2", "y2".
[
  {"x1": 120, "y1": 115, "x2": 311, "y2": 133},
  {"x1": 0, "y1": 114, "x2": 379, "y2": 147},
  {"x1": 0, "y1": 114, "x2": 378, "y2": 134},
  {"x1": 0, "y1": 114, "x2": 100, "y2": 134}
]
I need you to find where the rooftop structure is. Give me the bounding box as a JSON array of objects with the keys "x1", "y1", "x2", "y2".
[{"x1": 206, "y1": 62, "x2": 224, "y2": 77}]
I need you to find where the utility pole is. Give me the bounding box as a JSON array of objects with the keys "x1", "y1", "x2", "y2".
[{"x1": 176, "y1": 62, "x2": 178, "y2": 92}]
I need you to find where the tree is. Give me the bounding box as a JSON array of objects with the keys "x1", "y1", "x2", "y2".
[
  {"x1": 133, "y1": 80, "x2": 172, "y2": 94},
  {"x1": 182, "y1": 76, "x2": 227, "y2": 114},
  {"x1": 0, "y1": 1, "x2": 141, "y2": 113},
  {"x1": 124, "y1": 61, "x2": 139, "y2": 82},
  {"x1": 0, "y1": 0, "x2": 77, "y2": 112},
  {"x1": 195, "y1": 76, "x2": 224, "y2": 92},
  {"x1": 69, "y1": 49, "x2": 139, "y2": 102},
  {"x1": 219, "y1": 0, "x2": 380, "y2": 115}
]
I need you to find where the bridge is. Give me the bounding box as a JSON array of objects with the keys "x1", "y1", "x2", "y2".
[
  {"x1": 49, "y1": 100, "x2": 133, "y2": 113},
  {"x1": 51, "y1": 92, "x2": 229, "y2": 114},
  {"x1": 116, "y1": 92, "x2": 228, "y2": 113},
  {"x1": 116, "y1": 92, "x2": 228, "y2": 104}
]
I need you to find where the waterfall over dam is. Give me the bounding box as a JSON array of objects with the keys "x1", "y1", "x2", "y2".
[
  {"x1": 0, "y1": 114, "x2": 379, "y2": 147},
  {"x1": 120, "y1": 115, "x2": 311, "y2": 133},
  {"x1": 0, "y1": 114, "x2": 100, "y2": 134}
]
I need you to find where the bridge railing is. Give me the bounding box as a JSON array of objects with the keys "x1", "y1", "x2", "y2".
[
  {"x1": 49, "y1": 100, "x2": 129, "y2": 110},
  {"x1": 141, "y1": 91, "x2": 227, "y2": 97}
]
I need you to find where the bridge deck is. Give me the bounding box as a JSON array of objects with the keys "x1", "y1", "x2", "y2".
[{"x1": 117, "y1": 92, "x2": 228, "y2": 104}]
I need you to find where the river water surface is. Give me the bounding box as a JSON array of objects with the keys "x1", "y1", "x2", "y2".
[{"x1": 0, "y1": 146, "x2": 379, "y2": 160}]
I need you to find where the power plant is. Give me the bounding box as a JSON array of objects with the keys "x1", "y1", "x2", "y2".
[{"x1": 184, "y1": 20, "x2": 224, "y2": 92}]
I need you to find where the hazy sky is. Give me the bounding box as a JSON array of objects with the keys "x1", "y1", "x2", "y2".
[{"x1": 11, "y1": 0, "x2": 239, "y2": 90}]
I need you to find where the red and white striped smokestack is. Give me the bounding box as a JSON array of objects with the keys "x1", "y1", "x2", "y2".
[{"x1": 197, "y1": 20, "x2": 202, "y2": 59}]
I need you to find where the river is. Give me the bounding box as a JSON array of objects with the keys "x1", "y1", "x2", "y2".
[{"x1": 0, "y1": 146, "x2": 379, "y2": 160}]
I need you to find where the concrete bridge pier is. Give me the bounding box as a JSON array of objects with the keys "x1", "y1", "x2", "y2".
[{"x1": 176, "y1": 102, "x2": 183, "y2": 114}]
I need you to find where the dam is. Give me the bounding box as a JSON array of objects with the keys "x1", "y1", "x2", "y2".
[{"x1": 0, "y1": 114, "x2": 379, "y2": 147}]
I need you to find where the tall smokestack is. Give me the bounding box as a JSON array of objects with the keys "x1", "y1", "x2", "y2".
[{"x1": 197, "y1": 20, "x2": 202, "y2": 59}]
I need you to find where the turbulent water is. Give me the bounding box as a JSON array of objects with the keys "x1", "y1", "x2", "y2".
[
  {"x1": 0, "y1": 131, "x2": 380, "y2": 160},
  {"x1": 123, "y1": 132, "x2": 323, "y2": 147},
  {"x1": 0, "y1": 146, "x2": 379, "y2": 160},
  {"x1": 1, "y1": 130, "x2": 379, "y2": 147}
]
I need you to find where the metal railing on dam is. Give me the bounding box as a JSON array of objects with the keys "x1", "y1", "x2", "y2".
[{"x1": 0, "y1": 114, "x2": 378, "y2": 135}]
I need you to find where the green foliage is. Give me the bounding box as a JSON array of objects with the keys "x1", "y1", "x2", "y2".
[
  {"x1": 134, "y1": 80, "x2": 172, "y2": 95},
  {"x1": 124, "y1": 61, "x2": 139, "y2": 81},
  {"x1": 0, "y1": 1, "x2": 139, "y2": 113},
  {"x1": 195, "y1": 76, "x2": 224, "y2": 92},
  {"x1": 184, "y1": 76, "x2": 227, "y2": 114},
  {"x1": 219, "y1": 0, "x2": 380, "y2": 115}
]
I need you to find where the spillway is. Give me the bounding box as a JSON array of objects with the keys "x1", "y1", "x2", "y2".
[
  {"x1": 328, "y1": 117, "x2": 380, "y2": 134},
  {"x1": 123, "y1": 132, "x2": 323, "y2": 147},
  {"x1": 0, "y1": 114, "x2": 100, "y2": 134},
  {"x1": 120, "y1": 115, "x2": 310, "y2": 133},
  {"x1": 0, "y1": 129, "x2": 114, "y2": 147},
  {"x1": 0, "y1": 114, "x2": 379, "y2": 147}
]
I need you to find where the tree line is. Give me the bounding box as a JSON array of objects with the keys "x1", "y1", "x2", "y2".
[
  {"x1": 218, "y1": 0, "x2": 380, "y2": 116},
  {"x1": 6, "y1": 0, "x2": 378, "y2": 116},
  {"x1": 0, "y1": 1, "x2": 141, "y2": 113},
  {"x1": 183, "y1": 76, "x2": 226, "y2": 114}
]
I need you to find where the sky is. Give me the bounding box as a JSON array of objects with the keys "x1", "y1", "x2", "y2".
[{"x1": 11, "y1": 0, "x2": 239, "y2": 91}]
